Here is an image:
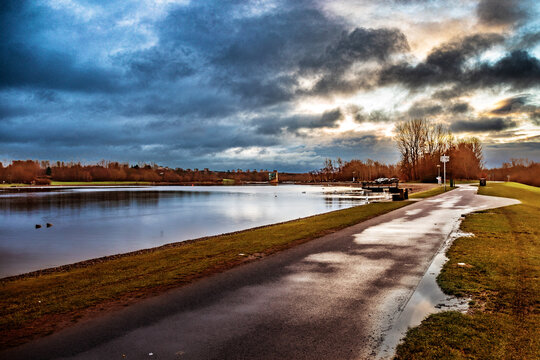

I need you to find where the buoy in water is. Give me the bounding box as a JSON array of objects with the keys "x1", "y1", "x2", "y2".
[
  {"x1": 46, "y1": 223, "x2": 53, "y2": 228},
  {"x1": 35, "y1": 224, "x2": 42, "y2": 229}
]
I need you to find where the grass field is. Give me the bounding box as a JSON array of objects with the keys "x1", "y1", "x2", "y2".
[
  {"x1": 408, "y1": 185, "x2": 455, "y2": 199},
  {"x1": 0, "y1": 183, "x2": 28, "y2": 187},
  {"x1": 50, "y1": 181, "x2": 152, "y2": 186},
  {"x1": 0, "y1": 200, "x2": 411, "y2": 349},
  {"x1": 395, "y1": 182, "x2": 540, "y2": 359}
]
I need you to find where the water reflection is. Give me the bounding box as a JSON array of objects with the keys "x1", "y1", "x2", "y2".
[
  {"x1": 0, "y1": 185, "x2": 387, "y2": 277},
  {"x1": 0, "y1": 189, "x2": 213, "y2": 213}
]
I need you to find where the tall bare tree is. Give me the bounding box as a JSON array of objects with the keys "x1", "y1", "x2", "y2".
[
  {"x1": 394, "y1": 118, "x2": 451, "y2": 180},
  {"x1": 395, "y1": 119, "x2": 425, "y2": 180}
]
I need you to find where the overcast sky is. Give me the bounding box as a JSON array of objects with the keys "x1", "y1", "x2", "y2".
[{"x1": 1, "y1": 0, "x2": 539, "y2": 171}]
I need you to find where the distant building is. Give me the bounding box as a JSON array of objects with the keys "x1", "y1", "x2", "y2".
[{"x1": 269, "y1": 171, "x2": 278, "y2": 184}]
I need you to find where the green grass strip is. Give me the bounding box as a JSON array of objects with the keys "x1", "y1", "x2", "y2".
[
  {"x1": 0, "y1": 183, "x2": 29, "y2": 188},
  {"x1": 408, "y1": 185, "x2": 456, "y2": 199},
  {"x1": 1, "y1": 200, "x2": 410, "y2": 347},
  {"x1": 50, "y1": 181, "x2": 152, "y2": 186},
  {"x1": 396, "y1": 182, "x2": 540, "y2": 359}
]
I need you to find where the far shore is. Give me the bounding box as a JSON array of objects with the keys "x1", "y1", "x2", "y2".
[{"x1": 0, "y1": 180, "x2": 439, "y2": 193}]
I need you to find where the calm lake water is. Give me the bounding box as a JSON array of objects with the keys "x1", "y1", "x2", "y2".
[{"x1": 0, "y1": 185, "x2": 385, "y2": 277}]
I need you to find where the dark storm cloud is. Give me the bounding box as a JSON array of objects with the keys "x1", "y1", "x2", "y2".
[
  {"x1": 152, "y1": 3, "x2": 348, "y2": 106},
  {"x1": 431, "y1": 87, "x2": 469, "y2": 100},
  {"x1": 0, "y1": 44, "x2": 121, "y2": 92},
  {"x1": 489, "y1": 95, "x2": 528, "y2": 114},
  {"x1": 367, "y1": 111, "x2": 393, "y2": 123},
  {"x1": 330, "y1": 134, "x2": 381, "y2": 148},
  {"x1": 464, "y1": 50, "x2": 540, "y2": 89},
  {"x1": 224, "y1": 76, "x2": 298, "y2": 107},
  {"x1": 0, "y1": 115, "x2": 279, "y2": 156},
  {"x1": 450, "y1": 117, "x2": 518, "y2": 132},
  {"x1": 141, "y1": 4, "x2": 411, "y2": 105},
  {"x1": 379, "y1": 33, "x2": 505, "y2": 88},
  {"x1": 255, "y1": 108, "x2": 344, "y2": 135},
  {"x1": 0, "y1": 106, "x2": 28, "y2": 119},
  {"x1": 2, "y1": 0, "x2": 366, "y2": 167},
  {"x1": 119, "y1": 90, "x2": 241, "y2": 119},
  {"x1": 406, "y1": 102, "x2": 443, "y2": 117},
  {"x1": 313, "y1": 132, "x2": 399, "y2": 164},
  {"x1": 301, "y1": 28, "x2": 409, "y2": 72},
  {"x1": 380, "y1": 30, "x2": 540, "y2": 93},
  {"x1": 344, "y1": 106, "x2": 393, "y2": 123},
  {"x1": 3, "y1": 0, "x2": 406, "y2": 101},
  {"x1": 511, "y1": 31, "x2": 540, "y2": 50},
  {"x1": 301, "y1": 28, "x2": 409, "y2": 96},
  {"x1": 449, "y1": 102, "x2": 470, "y2": 113},
  {"x1": 531, "y1": 110, "x2": 540, "y2": 125},
  {"x1": 33, "y1": 90, "x2": 59, "y2": 103},
  {"x1": 126, "y1": 48, "x2": 195, "y2": 83},
  {"x1": 426, "y1": 33, "x2": 504, "y2": 72},
  {"x1": 0, "y1": 2, "x2": 121, "y2": 93},
  {"x1": 476, "y1": 0, "x2": 528, "y2": 27},
  {"x1": 318, "y1": 109, "x2": 344, "y2": 126},
  {"x1": 487, "y1": 95, "x2": 540, "y2": 124},
  {"x1": 307, "y1": 73, "x2": 377, "y2": 97}
]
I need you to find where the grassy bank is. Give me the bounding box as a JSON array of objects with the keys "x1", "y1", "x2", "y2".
[
  {"x1": 395, "y1": 182, "x2": 540, "y2": 359},
  {"x1": 408, "y1": 185, "x2": 455, "y2": 199},
  {"x1": 50, "y1": 181, "x2": 152, "y2": 186},
  {"x1": 0, "y1": 200, "x2": 411, "y2": 349},
  {"x1": 0, "y1": 183, "x2": 28, "y2": 188}
]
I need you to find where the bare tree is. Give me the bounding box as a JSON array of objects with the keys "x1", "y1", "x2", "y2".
[
  {"x1": 394, "y1": 118, "x2": 451, "y2": 180},
  {"x1": 395, "y1": 119, "x2": 426, "y2": 180}
]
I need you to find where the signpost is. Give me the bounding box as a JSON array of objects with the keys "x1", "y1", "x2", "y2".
[{"x1": 440, "y1": 155, "x2": 450, "y2": 191}]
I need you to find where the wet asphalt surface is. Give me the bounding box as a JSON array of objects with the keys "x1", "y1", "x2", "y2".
[{"x1": 1, "y1": 185, "x2": 518, "y2": 360}]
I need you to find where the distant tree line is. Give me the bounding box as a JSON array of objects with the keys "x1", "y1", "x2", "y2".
[
  {"x1": 487, "y1": 159, "x2": 540, "y2": 187},
  {"x1": 310, "y1": 158, "x2": 400, "y2": 182},
  {"x1": 0, "y1": 160, "x2": 310, "y2": 185}
]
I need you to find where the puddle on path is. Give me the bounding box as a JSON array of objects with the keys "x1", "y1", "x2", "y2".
[{"x1": 377, "y1": 227, "x2": 474, "y2": 359}]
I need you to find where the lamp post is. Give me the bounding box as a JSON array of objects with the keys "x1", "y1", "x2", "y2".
[
  {"x1": 440, "y1": 155, "x2": 450, "y2": 191},
  {"x1": 437, "y1": 164, "x2": 440, "y2": 185}
]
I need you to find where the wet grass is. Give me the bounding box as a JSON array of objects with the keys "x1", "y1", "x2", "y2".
[
  {"x1": 395, "y1": 182, "x2": 540, "y2": 359},
  {"x1": 409, "y1": 185, "x2": 455, "y2": 199},
  {"x1": 0, "y1": 200, "x2": 411, "y2": 349},
  {"x1": 50, "y1": 181, "x2": 152, "y2": 186},
  {"x1": 0, "y1": 183, "x2": 29, "y2": 187}
]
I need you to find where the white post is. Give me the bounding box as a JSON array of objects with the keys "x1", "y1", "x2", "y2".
[
  {"x1": 440, "y1": 155, "x2": 449, "y2": 191},
  {"x1": 444, "y1": 159, "x2": 446, "y2": 191}
]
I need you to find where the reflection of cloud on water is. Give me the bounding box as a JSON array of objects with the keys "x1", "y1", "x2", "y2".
[
  {"x1": 216, "y1": 201, "x2": 268, "y2": 223},
  {"x1": 404, "y1": 208, "x2": 421, "y2": 216},
  {"x1": 407, "y1": 299, "x2": 436, "y2": 325}
]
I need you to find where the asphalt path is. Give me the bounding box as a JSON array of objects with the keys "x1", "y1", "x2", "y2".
[{"x1": 1, "y1": 185, "x2": 519, "y2": 360}]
